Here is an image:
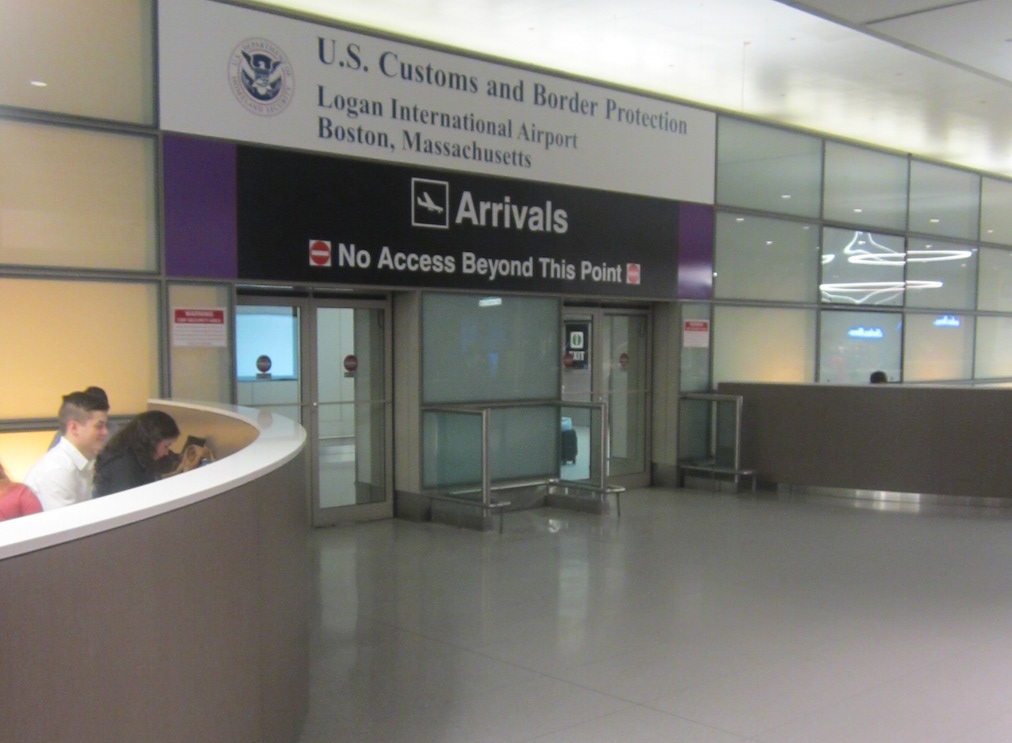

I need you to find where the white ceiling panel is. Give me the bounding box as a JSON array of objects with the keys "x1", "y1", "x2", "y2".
[
  {"x1": 870, "y1": 0, "x2": 1012, "y2": 81},
  {"x1": 777, "y1": 0, "x2": 955, "y2": 25}
]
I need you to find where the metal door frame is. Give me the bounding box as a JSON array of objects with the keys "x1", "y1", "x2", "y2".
[
  {"x1": 562, "y1": 304, "x2": 652, "y2": 489},
  {"x1": 235, "y1": 294, "x2": 393, "y2": 526}
]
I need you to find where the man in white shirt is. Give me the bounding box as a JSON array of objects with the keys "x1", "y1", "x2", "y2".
[{"x1": 24, "y1": 390, "x2": 110, "y2": 510}]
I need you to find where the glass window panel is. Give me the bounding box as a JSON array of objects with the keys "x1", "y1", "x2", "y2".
[
  {"x1": 823, "y1": 142, "x2": 908, "y2": 230},
  {"x1": 236, "y1": 307, "x2": 298, "y2": 379},
  {"x1": 903, "y1": 313, "x2": 974, "y2": 382},
  {"x1": 980, "y1": 177, "x2": 1012, "y2": 246},
  {"x1": 819, "y1": 310, "x2": 902, "y2": 384},
  {"x1": 422, "y1": 406, "x2": 557, "y2": 488},
  {"x1": 169, "y1": 283, "x2": 232, "y2": 404},
  {"x1": 909, "y1": 160, "x2": 980, "y2": 240},
  {"x1": 716, "y1": 117, "x2": 821, "y2": 217},
  {"x1": 978, "y1": 247, "x2": 1012, "y2": 312},
  {"x1": 713, "y1": 306, "x2": 815, "y2": 384},
  {"x1": 820, "y1": 227, "x2": 905, "y2": 306},
  {"x1": 0, "y1": 0, "x2": 154, "y2": 124},
  {"x1": 904, "y1": 239, "x2": 977, "y2": 310},
  {"x1": 0, "y1": 278, "x2": 159, "y2": 419},
  {"x1": 975, "y1": 316, "x2": 1012, "y2": 379},
  {"x1": 714, "y1": 212, "x2": 819, "y2": 301},
  {"x1": 0, "y1": 120, "x2": 157, "y2": 271},
  {"x1": 422, "y1": 293, "x2": 559, "y2": 404}
]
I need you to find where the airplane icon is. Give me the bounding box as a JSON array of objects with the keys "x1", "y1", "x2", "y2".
[
  {"x1": 411, "y1": 178, "x2": 450, "y2": 229},
  {"x1": 416, "y1": 191, "x2": 444, "y2": 214}
]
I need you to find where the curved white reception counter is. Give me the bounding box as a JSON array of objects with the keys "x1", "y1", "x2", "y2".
[{"x1": 0, "y1": 401, "x2": 309, "y2": 743}]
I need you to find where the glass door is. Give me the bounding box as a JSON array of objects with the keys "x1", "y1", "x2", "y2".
[
  {"x1": 563, "y1": 307, "x2": 651, "y2": 488},
  {"x1": 236, "y1": 296, "x2": 391, "y2": 526},
  {"x1": 310, "y1": 301, "x2": 391, "y2": 525}
]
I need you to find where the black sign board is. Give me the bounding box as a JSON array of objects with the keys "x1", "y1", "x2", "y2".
[{"x1": 237, "y1": 146, "x2": 679, "y2": 298}]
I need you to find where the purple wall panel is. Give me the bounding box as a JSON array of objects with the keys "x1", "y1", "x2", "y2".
[
  {"x1": 163, "y1": 136, "x2": 237, "y2": 279},
  {"x1": 677, "y1": 202, "x2": 714, "y2": 300}
]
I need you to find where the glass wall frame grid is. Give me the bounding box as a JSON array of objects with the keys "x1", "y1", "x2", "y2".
[
  {"x1": 712, "y1": 112, "x2": 1012, "y2": 387},
  {"x1": 0, "y1": 74, "x2": 164, "y2": 432}
]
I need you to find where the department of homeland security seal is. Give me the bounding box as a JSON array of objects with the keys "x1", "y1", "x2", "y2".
[{"x1": 228, "y1": 38, "x2": 294, "y2": 116}]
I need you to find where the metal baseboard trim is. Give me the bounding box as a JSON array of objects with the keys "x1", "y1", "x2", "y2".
[{"x1": 773, "y1": 483, "x2": 1012, "y2": 510}]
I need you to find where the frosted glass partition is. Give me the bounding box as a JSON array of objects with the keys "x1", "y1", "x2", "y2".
[
  {"x1": 169, "y1": 283, "x2": 232, "y2": 404},
  {"x1": 717, "y1": 117, "x2": 822, "y2": 217},
  {"x1": 909, "y1": 160, "x2": 980, "y2": 240},
  {"x1": 0, "y1": 120, "x2": 158, "y2": 271},
  {"x1": 978, "y1": 247, "x2": 1012, "y2": 311},
  {"x1": 0, "y1": 278, "x2": 159, "y2": 419},
  {"x1": 713, "y1": 306, "x2": 816, "y2": 384},
  {"x1": 981, "y1": 178, "x2": 1012, "y2": 246},
  {"x1": 904, "y1": 239, "x2": 977, "y2": 309},
  {"x1": 714, "y1": 212, "x2": 819, "y2": 301},
  {"x1": 819, "y1": 310, "x2": 902, "y2": 384},
  {"x1": 903, "y1": 313, "x2": 974, "y2": 382},
  {"x1": 0, "y1": 0, "x2": 154, "y2": 123},
  {"x1": 821, "y1": 227, "x2": 906, "y2": 306},
  {"x1": 422, "y1": 293, "x2": 559, "y2": 403},
  {"x1": 975, "y1": 316, "x2": 1012, "y2": 379},
  {"x1": 679, "y1": 303, "x2": 710, "y2": 393},
  {"x1": 823, "y1": 142, "x2": 908, "y2": 231},
  {"x1": 422, "y1": 405, "x2": 557, "y2": 489}
]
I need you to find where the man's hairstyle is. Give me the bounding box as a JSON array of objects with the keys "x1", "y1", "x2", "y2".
[
  {"x1": 58, "y1": 390, "x2": 108, "y2": 433},
  {"x1": 83, "y1": 386, "x2": 110, "y2": 411}
]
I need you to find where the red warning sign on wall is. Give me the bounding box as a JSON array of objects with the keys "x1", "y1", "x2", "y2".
[{"x1": 172, "y1": 307, "x2": 227, "y2": 347}]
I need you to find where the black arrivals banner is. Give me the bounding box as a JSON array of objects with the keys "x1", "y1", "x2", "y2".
[{"x1": 237, "y1": 146, "x2": 680, "y2": 298}]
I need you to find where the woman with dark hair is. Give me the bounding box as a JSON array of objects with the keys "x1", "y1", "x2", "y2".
[{"x1": 93, "y1": 411, "x2": 181, "y2": 497}]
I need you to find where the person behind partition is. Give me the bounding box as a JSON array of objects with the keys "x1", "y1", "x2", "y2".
[
  {"x1": 93, "y1": 411, "x2": 181, "y2": 497},
  {"x1": 48, "y1": 386, "x2": 110, "y2": 450},
  {"x1": 0, "y1": 461, "x2": 42, "y2": 521},
  {"x1": 24, "y1": 390, "x2": 110, "y2": 510},
  {"x1": 869, "y1": 370, "x2": 888, "y2": 384}
]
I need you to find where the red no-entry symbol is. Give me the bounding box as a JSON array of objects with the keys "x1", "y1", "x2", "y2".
[{"x1": 309, "y1": 239, "x2": 332, "y2": 267}]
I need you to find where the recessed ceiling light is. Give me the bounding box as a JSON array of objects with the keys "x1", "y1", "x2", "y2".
[
  {"x1": 853, "y1": 208, "x2": 863, "y2": 213},
  {"x1": 930, "y1": 218, "x2": 940, "y2": 223},
  {"x1": 735, "y1": 217, "x2": 744, "y2": 222},
  {"x1": 30, "y1": 80, "x2": 47, "y2": 87},
  {"x1": 781, "y1": 194, "x2": 791, "y2": 199}
]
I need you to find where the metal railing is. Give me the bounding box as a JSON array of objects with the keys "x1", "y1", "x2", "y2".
[
  {"x1": 420, "y1": 400, "x2": 622, "y2": 531},
  {"x1": 677, "y1": 393, "x2": 756, "y2": 491}
]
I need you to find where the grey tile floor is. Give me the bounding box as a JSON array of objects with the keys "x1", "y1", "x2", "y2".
[{"x1": 299, "y1": 487, "x2": 1012, "y2": 742}]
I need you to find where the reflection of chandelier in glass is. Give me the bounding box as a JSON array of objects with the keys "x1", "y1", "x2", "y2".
[
  {"x1": 820, "y1": 231, "x2": 973, "y2": 304},
  {"x1": 820, "y1": 280, "x2": 942, "y2": 304}
]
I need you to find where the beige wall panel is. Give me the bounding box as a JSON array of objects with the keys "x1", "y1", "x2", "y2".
[{"x1": 0, "y1": 279, "x2": 159, "y2": 420}]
